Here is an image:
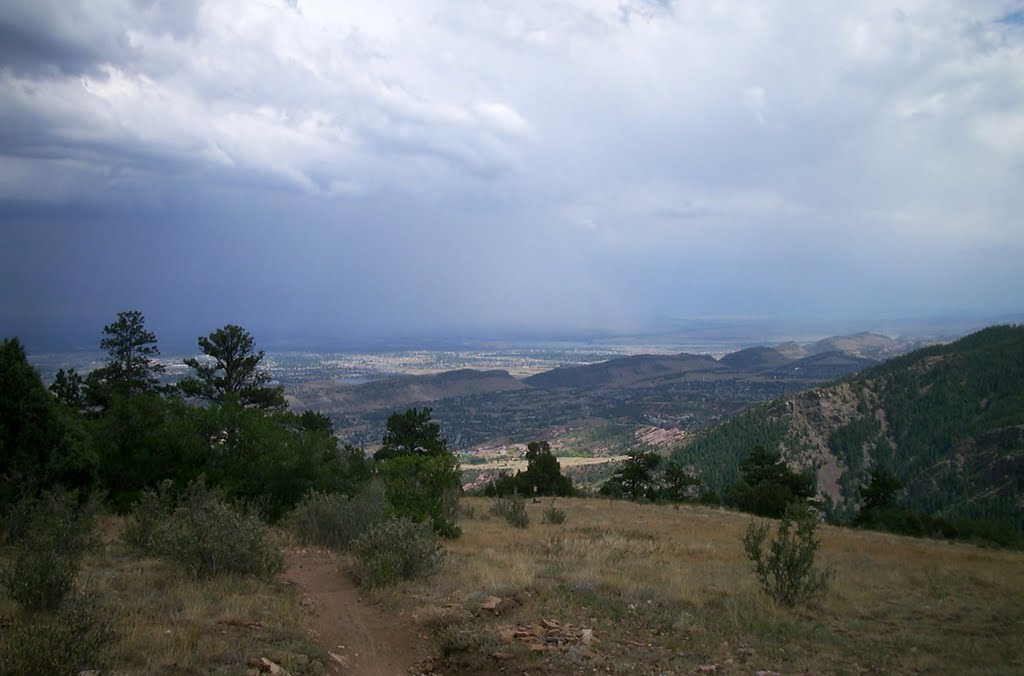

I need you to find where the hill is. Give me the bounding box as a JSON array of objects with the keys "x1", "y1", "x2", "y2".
[
  {"x1": 718, "y1": 346, "x2": 792, "y2": 371},
  {"x1": 523, "y1": 352, "x2": 723, "y2": 389},
  {"x1": 672, "y1": 325, "x2": 1024, "y2": 532},
  {"x1": 287, "y1": 368, "x2": 527, "y2": 414},
  {"x1": 804, "y1": 331, "x2": 930, "y2": 359}
]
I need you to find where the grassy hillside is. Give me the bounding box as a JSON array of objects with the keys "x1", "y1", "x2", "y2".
[
  {"x1": 8, "y1": 499, "x2": 1020, "y2": 674},
  {"x1": 672, "y1": 325, "x2": 1024, "y2": 531},
  {"x1": 370, "y1": 497, "x2": 1024, "y2": 674}
]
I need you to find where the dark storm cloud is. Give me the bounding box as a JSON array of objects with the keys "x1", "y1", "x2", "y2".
[{"x1": 1, "y1": 0, "x2": 1023, "y2": 345}]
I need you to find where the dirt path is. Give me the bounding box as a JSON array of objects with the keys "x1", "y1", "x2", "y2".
[{"x1": 281, "y1": 548, "x2": 432, "y2": 676}]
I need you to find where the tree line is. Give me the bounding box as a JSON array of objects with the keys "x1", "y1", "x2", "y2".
[{"x1": 1, "y1": 310, "x2": 461, "y2": 535}]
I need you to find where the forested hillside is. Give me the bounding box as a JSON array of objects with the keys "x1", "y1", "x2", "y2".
[{"x1": 671, "y1": 325, "x2": 1024, "y2": 532}]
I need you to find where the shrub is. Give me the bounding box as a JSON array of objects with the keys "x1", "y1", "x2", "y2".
[
  {"x1": 284, "y1": 481, "x2": 387, "y2": 550},
  {"x1": 490, "y1": 493, "x2": 529, "y2": 528},
  {"x1": 541, "y1": 500, "x2": 567, "y2": 525},
  {"x1": 1, "y1": 489, "x2": 96, "y2": 613},
  {"x1": 742, "y1": 503, "x2": 833, "y2": 607},
  {"x1": 351, "y1": 517, "x2": 445, "y2": 587},
  {"x1": 126, "y1": 479, "x2": 283, "y2": 579},
  {"x1": 377, "y1": 453, "x2": 462, "y2": 537},
  {"x1": 0, "y1": 592, "x2": 113, "y2": 676},
  {"x1": 122, "y1": 479, "x2": 175, "y2": 551}
]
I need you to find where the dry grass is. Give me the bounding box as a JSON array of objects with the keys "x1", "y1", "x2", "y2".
[
  {"x1": 4, "y1": 502, "x2": 1022, "y2": 675},
  {"x1": 0, "y1": 516, "x2": 323, "y2": 675},
  {"x1": 371, "y1": 497, "x2": 1024, "y2": 675}
]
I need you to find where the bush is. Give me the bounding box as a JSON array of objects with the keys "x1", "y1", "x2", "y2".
[
  {"x1": 1, "y1": 490, "x2": 97, "y2": 613},
  {"x1": 283, "y1": 481, "x2": 387, "y2": 550},
  {"x1": 125, "y1": 479, "x2": 283, "y2": 579},
  {"x1": 0, "y1": 592, "x2": 113, "y2": 676},
  {"x1": 490, "y1": 493, "x2": 529, "y2": 528},
  {"x1": 541, "y1": 500, "x2": 567, "y2": 525},
  {"x1": 122, "y1": 479, "x2": 175, "y2": 551},
  {"x1": 351, "y1": 517, "x2": 445, "y2": 587},
  {"x1": 377, "y1": 453, "x2": 462, "y2": 538},
  {"x1": 742, "y1": 503, "x2": 833, "y2": 607}
]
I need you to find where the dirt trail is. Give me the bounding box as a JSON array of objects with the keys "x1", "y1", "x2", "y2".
[{"x1": 281, "y1": 548, "x2": 431, "y2": 676}]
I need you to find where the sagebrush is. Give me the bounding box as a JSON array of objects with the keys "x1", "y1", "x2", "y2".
[
  {"x1": 1, "y1": 489, "x2": 97, "y2": 613},
  {"x1": 0, "y1": 592, "x2": 113, "y2": 676},
  {"x1": 351, "y1": 517, "x2": 445, "y2": 587},
  {"x1": 542, "y1": 500, "x2": 567, "y2": 525},
  {"x1": 743, "y1": 503, "x2": 833, "y2": 607},
  {"x1": 283, "y1": 481, "x2": 387, "y2": 550},
  {"x1": 490, "y1": 493, "x2": 529, "y2": 528},
  {"x1": 124, "y1": 479, "x2": 283, "y2": 578}
]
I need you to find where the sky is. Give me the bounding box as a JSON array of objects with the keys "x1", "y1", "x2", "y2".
[{"x1": 1, "y1": 1, "x2": 1023, "y2": 348}]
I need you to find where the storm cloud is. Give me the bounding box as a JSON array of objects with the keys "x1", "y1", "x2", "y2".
[{"x1": 2, "y1": 1, "x2": 1023, "y2": 346}]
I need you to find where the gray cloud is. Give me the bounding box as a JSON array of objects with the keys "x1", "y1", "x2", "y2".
[{"x1": 1, "y1": 1, "x2": 1022, "y2": 345}]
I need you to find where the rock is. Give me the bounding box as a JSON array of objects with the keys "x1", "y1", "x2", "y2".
[
  {"x1": 754, "y1": 671, "x2": 782, "y2": 676},
  {"x1": 529, "y1": 643, "x2": 548, "y2": 653},
  {"x1": 260, "y1": 658, "x2": 290, "y2": 675},
  {"x1": 292, "y1": 654, "x2": 310, "y2": 667},
  {"x1": 696, "y1": 665, "x2": 718, "y2": 674},
  {"x1": 499, "y1": 628, "x2": 517, "y2": 643},
  {"x1": 481, "y1": 596, "x2": 503, "y2": 611},
  {"x1": 541, "y1": 619, "x2": 560, "y2": 630},
  {"x1": 581, "y1": 628, "x2": 595, "y2": 644},
  {"x1": 738, "y1": 644, "x2": 755, "y2": 657}
]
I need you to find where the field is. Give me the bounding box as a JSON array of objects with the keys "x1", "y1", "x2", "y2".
[{"x1": 3, "y1": 499, "x2": 1023, "y2": 675}]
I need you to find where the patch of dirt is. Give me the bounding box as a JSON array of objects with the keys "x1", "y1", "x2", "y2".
[{"x1": 281, "y1": 548, "x2": 432, "y2": 676}]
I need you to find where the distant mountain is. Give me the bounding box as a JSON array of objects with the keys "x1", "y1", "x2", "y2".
[
  {"x1": 523, "y1": 353, "x2": 723, "y2": 389},
  {"x1": 804, "y1": 332, "x2": 930, "y2": 359},
  {"x1": 773, "y1": 341, "x2": 808, "y2": 359},
  {"x1": 287, "y1": 369, "x2": 527, "y2": 414},
  {"x1": 718, "y1": 346, "x2": 792, "y2": 371},
  {"x1": 673, "y1": 325, "x2": 1024, "y2": 532},
  {"x1": 773, "y1": 332, "x2": 933, "y2": 361}
]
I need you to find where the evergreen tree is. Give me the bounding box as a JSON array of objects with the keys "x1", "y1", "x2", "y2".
[
  {"x1": 374, "y1": 407, "x2": 448, "y2": 460},
  {"x1": 724, "y1": 445, "x2": 816, "y2": 517},
  {"x1": 86, "y1": 310, "x2": 166, "y2": 405},
  {"x1": 179, "y1": 324, "x2": 285, "y2": 410},
  {"x1": 661, "y1": 458, "x2": 702, "y2": 502},
  {"x1": 600, "y1": 449, "x2": 662, "y2": 501},
  {"x1": 519, "y1": 441, "x2": 574, "y2": 497},
  {"x1": 372, "y1": 408, "x2": 461, "y2": 536},
  {"x1": 49, "y1": 368, "x2": 85, "y2": 409},
  {"x1": 0, "y1": 338, "x2": 97, "y2": 508}
]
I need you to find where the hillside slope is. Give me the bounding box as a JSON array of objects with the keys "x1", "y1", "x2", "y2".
[{"x1": 672, "y1": 325, "x2": 1024, "y2": 531}]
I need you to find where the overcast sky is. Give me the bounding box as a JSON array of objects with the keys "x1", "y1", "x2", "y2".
[{"x1": 1, "y1": 1, "x2": 1022, "y2": 347}]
